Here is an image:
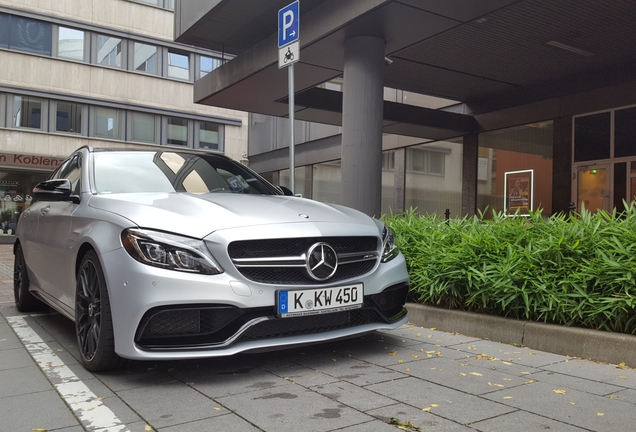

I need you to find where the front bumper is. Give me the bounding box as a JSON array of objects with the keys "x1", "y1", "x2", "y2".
[{"x1": 100, "y1": 244, "x2": 409, "y2": 360}]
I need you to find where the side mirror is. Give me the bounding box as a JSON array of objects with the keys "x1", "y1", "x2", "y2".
[
  {"x1": 278, "y1": 186, "x2": 294, "y2": 196},
  {"x1": 33, "y1": 179, "x2": 80, "y2": 204}
]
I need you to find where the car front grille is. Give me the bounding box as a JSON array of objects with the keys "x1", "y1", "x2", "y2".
[
  {"x1": 228, "y1": 236, "x2": 379, "y2": 285},
  {"x1": 134, "y1": 283, "x2": 408, "y2": 350}
]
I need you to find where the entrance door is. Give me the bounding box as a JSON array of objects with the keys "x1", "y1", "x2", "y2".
[{"x1": 576, "y1": 166, "x2": 610, "y2": 212}]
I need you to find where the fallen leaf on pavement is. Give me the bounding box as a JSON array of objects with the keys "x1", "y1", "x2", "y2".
[
  {"x1": 388, "y1": 417, "x2": 421, "y2": 431},
  {"x1": 469, "y1": 372, "x2": 483, "y2": 377},
  {"x1": 553, "y1": 390, "x2": 566, "y2": 395}
]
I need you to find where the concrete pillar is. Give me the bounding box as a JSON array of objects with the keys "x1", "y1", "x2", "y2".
[
  {"x1": 461, "y1": 133, "x2": 478, "y2": 217},
  {"x1": 552, "y1": 116, "x2": 573, "y2": 214},
  {"x1": 341, "y1": 36, "x2": 385, "y2": 217}
]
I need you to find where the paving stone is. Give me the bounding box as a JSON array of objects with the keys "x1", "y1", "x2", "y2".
[
  {"x1": 481, "y1": 380, "x2": 636, "y2": 432},
  {"x1": 263, "y1": 362, "x2": 341, "y2": 388},
  {"x1": 217, "y1": 383, "x2": 372, "y2": 432},
  {"x1": 470, "y1": 410, "x2": 588, "y2": 431},
  {"x1": 311, "y1": 380, "x2": 397, "y2": 411},
  {"x1": 0, "y1": 389, "x2": 79, "y2": 431},
  {"x1": 116, "y1": 381, "x2": 225, "y2": 428},
  {"x1": 530, "y1": 370, "x2": 625, "y2": 396},
  {"x1": 448, "y1": 339, "x2": 573, "y2": 368},
  {"x1": 388, "y1": 357, "x2": 525, "y2": 396},
  {"x1": 332, "y1": 419, "x2": 398, "y2": 431},
  {"x1": 541, "y1": 359, "x2": 636, "y2": 390},
  {"x1": 387, "y1": 325, "x2": 481, "y2": 346},
  {"x1": 290, "y1": 354, "x2": 406, "y2": 386},
  {"x1": 158, "y1": 413, "x2": 260, "y2": 432},
  {"x1": 0, "y1": 365, "x2": 52, "y2": 398},
  {"x1": 606, "y1": 388, "x2": 636, "y2": 405},
  {"x1": 367, "y1": 403, "x2": 475, "y2": 431},
  {"x1": 0, "y1": 346, "x2": 35, "y2": 370},
  {"x1": 169, "y1": 361, "x2": 291, "y2": 399},
  {"x1": 366, "y1": 377, "x2": 516, "y2": 425},
  {"x1": 96, "y1": 366, "x2": 179, "y2": 392}
]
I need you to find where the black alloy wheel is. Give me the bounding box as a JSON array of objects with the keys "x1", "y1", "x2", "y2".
[
  {"x1": 75, "y1": 250, "x2": 125, "y2": 371},
  {"x1": 14, "y1": 243, "x2": 47, "y2": 312}
]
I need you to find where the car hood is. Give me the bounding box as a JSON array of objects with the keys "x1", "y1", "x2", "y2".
[{"x1": 88, "y1": 192, "x2": 378, "y2": 238}]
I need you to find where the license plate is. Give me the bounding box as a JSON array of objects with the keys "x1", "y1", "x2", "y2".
[{"x1": 277, "y1": 284, "x2": 363, "y2": 317}]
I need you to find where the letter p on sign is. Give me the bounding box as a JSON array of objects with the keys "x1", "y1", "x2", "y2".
[{"x1": 278, "y1": 1, "x2": 299, "y2": 48}]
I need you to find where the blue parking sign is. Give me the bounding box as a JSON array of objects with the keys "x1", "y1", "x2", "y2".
[{"x1": 278, "y1": 1, "x2": 299, "y2": 48}]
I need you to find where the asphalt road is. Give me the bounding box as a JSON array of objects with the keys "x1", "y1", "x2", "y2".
[{"x1": 1, "y1": 244, "x2": 636, "y2": 432}]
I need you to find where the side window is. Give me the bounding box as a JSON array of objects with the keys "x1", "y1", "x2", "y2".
[{"x1": 58, "y1": 155, "x2": 82, "y2": 195}]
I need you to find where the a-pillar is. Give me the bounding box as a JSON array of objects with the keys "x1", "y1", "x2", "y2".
[{"x1": 341, "y1": 36, "x2": 385, "y2": 217}]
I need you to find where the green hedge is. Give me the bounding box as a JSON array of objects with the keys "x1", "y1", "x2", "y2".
[{"x1": 383, "y1": 204, "x2": 636, "y2": 334}]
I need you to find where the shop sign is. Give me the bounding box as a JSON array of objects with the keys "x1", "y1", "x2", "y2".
[{"x1": 0, "y1": 152, "x2": 65, "y2": 170}]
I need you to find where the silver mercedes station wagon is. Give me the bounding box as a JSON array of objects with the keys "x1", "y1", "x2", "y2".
[{"x1": 14, "y1": 147, "x2": 409, "y2": 371}]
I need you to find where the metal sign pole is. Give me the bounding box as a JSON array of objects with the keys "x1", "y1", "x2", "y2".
[{"x1": 289, "y1": 62, "x2": 295, "y2": 194}]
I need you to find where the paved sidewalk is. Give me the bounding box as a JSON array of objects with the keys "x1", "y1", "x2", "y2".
[{"x1": 2, "y1": 243, "x2": 636, "y2": 432}]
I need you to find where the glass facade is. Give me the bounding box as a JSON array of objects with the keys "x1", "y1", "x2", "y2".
[
  {"x1": 131, "y1": 112, "x2": 156, "y2": 143},
  {"x1": 381, "y1": 150, "x2": 395, "y2": 215},
  {"x1": 13, "y1": 96, "x2": 42, "y2": 129},
  {"x1": 478, "y1": 122, "x2": 554, "y2": 217},
  {"x1": 56, "y1": 102, "x2": 83, "y2": 134},
  {"x1": 0, "y1": 170, "x2": 48, "y2": 236},
  {"x1": 133, "y1": 42, "x2": 158, "y2": 74},
  {"x1": 94, "y1": 107, "x2": 121, "y2": 139},
  {"x1": 166, "y1": 117, "x2": 188, "y2": 146},
  {"x1": 9, "y1": 16, "x2": 52, "y2": 55},
  {"x1": 168, "y1": 50, "x2": 189, "y2": 80},
  {"x1": 279, "y1": 167, "x2": 306, "y2": 197},
  {"x1": 405, "y1": 139, "x2": 462, "y2": 217},
  {"x1": 313, "y1": 161, "x2": 342, "y2": 205},
  {"x1": 58, "y1": 27, "x2": 85, "y2": 61},
  {"x1": 97, "y1": 34, "x2": 123, "y2": 67}
]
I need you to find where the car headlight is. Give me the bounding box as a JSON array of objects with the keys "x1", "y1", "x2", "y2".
[
  {"x1": 381, "y1": 225, "x2": 399, "y2": 262},
  {"x1": 121, "y1": 228, "x2": 223, "y2": 275}
]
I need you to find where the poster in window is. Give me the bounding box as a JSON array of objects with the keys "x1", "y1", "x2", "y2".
[{"x1": 504, "y1": 170, "x2": 533, "y2": 216}]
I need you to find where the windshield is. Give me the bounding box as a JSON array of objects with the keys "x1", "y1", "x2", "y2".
[{"x1": 93, "y1": 151, "x2": 278, "y2": 195}]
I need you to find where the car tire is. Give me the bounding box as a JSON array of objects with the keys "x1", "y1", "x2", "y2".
[
  {"x1": 75, "y1": 250, "x2": 127, "y2": 372},
  {"x1": 14, "y1": 243, "x2": 48, "y2": 312}
]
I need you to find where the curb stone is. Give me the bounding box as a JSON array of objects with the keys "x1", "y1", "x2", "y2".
[{"x1": 406, "y1": 302, "x2": 636, "y2": 367}]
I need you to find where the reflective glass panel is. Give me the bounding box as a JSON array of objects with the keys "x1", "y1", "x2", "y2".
[
  {"x1": 13, "y1": 96, "x2": 42, "y2": 129},
  {"x1": 97, "y1": 35, "x2": 122, "y2": 67},
  {"x1": 199, "y1": 122, "x2": 219, "y2": 150},
  {"x1": 477, "y1": 122, "x2": 554, "y2": 217},
  {"x1": 381, "y1": 150, "x2": 395, "y2": 216},
  {"x1": 0, "y1": 13, "x2": 9, "y2": 48},
  {"x1": 9, "y1": 16, "x2": 52, "y2": 55},
  {"x1": 58, "y1": 27, "x2": 85, "y2": 61},
  {"x1": 614, "y1": 107, "x2": 636, "y2": 158},
  {"x1": 279, "y1": 166, "x2": 306, "y2": 197},
  {"x1": 574, "y1": 112, "x2": 610, "y2": 162},
  {"x1": 199, "y1": 56, "x2": 221, "y2": 78},
  {"x1": 406, "y1": 140, "x2": 461, "y2": 216},
  {"x1": 56, "y1": 102, "x2": 83, "y2": 134},
  {"x1": 166, "y1": 117, "x2": 188, "y2": 146},
  {"x1": 134, "y1": 42, "x2": 158, "y2": 74},
  {"x1": 312, "y1": 161, "x2": 341, "y2": 205},
  {"x1": 95, "y1": 107, "x2": 120, "y2": 139},
  {"x1": 131, "y1": 112, "x2": 156, "y2": 143},
  {"x1": 168, "y1": 51, "x2": 189, "y2": 80}
]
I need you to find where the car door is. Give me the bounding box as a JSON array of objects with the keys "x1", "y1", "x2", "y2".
[{"x1": 30, "y1": 154, "x2": 82, "y2": 309}]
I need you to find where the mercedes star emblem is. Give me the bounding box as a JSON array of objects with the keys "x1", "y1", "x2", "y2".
[{"x1": 306, "y1": 242, "x2": 338, "y2": 281}]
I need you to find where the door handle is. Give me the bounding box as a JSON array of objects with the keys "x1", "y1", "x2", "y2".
[{"x1": 40, "y1": 206, "x2": 50, "y2": 215}]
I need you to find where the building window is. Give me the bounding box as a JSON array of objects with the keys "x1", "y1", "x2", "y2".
[
  {"x1": 407, "y1": 148, "x2": 445, "y2": 175},
  {"x1": 93, "y1": 107, "x2": 122, "y2": 139},
  {"x1": 133, "y1": 42, "x2": 158, "y2": 74},
  {"x1": 0, "y1": 13, "x2": 9, "y2": 48},
  {"x1": 614, "y1": 107, "x2": 636, "y2": 158},
  {"x1": 96, "y1": 34, "x2": 123, "y2": 68},
  {"x1": 13, "y1": 96, "x2": 43, "y2": 129},
  {"x1": 166, "y1": 117, "x2": 188, "y2": 146},
  {"x1": 574, "y1": 112, "x2": 610, "y2": 162},
  {"x1": 129, "y1": 0, "x2": 174, "y2": 9},
  {"x1": 9, "y1": 16, "x2": 52, "y2": 55},
  {"x1": 130, "y1": 112, "x2": 157, "y2": 143},
  {"x1": 55, "y1": 102, "x2": 84, "y2": 134},
  {"x1": 167, "y1": 50, "x2": 190, "y2": 80},
  {"x1": 198, "y1": 122, "x2": 221, "y2": 150},
  {"x1": 312, "y1": 161, "x2": 342, "y2": 205},
  {"x1": 56, "y1": 27, "x2": 86, "y2": 61},
  {"x1": 199, "y1": 55, "x2": 222, "y2": 78},
  {"x1": 382, "y1": 151, "x2": 395, "y2": 170}
]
